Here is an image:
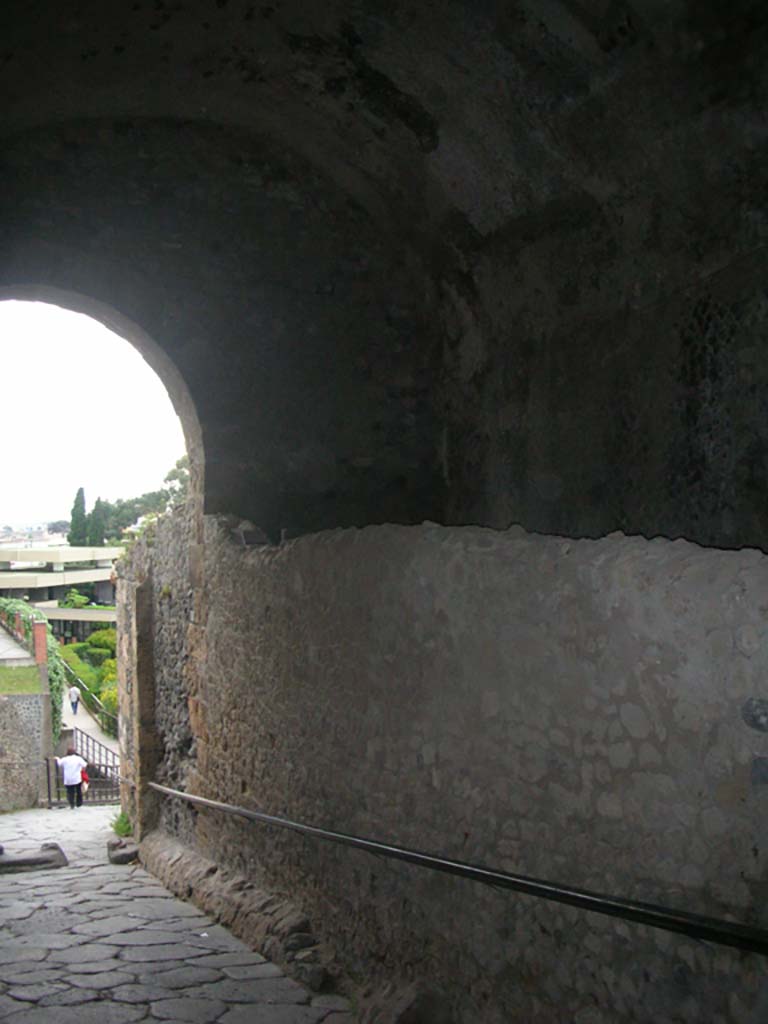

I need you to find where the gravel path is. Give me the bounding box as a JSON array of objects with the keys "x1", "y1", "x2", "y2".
[{"x1": 0, "y1": 805, "x2": 354, "y2": 1022}]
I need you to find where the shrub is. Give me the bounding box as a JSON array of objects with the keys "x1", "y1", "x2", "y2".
[
  {"x1": 60, "y1": 645, "x2": 102, "y2": 695},
  {"x1": 87, "y1": 628, "x2": 116, "y2": 655},
  {"x1": 111, "y1": 810, "x2": 132, "y2": 837},
  {"x1": 87, "y1": 648, "x2": 110, "y2": 667},
  {"x1": 100, "y1": 684, "x2": 118, "y2": 719}
]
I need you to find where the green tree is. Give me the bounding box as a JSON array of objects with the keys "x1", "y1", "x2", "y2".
[
  {"x1": 47, "y1": 519, "x2": 69, "y2": 534},
  {"x1": 67, "y1": 488, "x2": 88, "y2": 546},
  {"x1": 87, "y1": 497, "x2": 106, "y2": 546},
  {"x1": 59, "y1": 588, "x2": 90, "y2": 609},
  {"x1": 164, "y1": 455, "x2": 190, "y2": 508},
  {"x1": 100, "y1": 489, "x2": 169, "y2": 540}
]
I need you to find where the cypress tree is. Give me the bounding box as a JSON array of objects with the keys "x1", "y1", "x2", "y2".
[
  {"x1": 67, "y1": 487, "x2": 88, "y2": 546},
  {"x1": 87, "y1": 497, "x2": 106, "y2": 547}
]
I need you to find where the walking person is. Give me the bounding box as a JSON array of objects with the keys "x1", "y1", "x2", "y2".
[
  {"x1": 56, "y1": 746, "x2": 88, "y2": 809},
  {"x1": 68, "y1": 683, "x2": 80, "y2": 715}
]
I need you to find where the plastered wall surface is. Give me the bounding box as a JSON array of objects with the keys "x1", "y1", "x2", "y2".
[
  {"x1": 124, "y1": 515, "x2": 768, "y2": 1022},
  {"x1": 0, "y1": 694, "x2": 48, "y2": 811}
]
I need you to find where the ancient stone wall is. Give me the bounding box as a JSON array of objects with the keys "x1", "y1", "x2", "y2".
[
  {"x1": 0, "y1": 694, "x2": 50, "y2": 811},
  {"x1": 128, "y1": 517, "x2": 768, "y2": 1022}
]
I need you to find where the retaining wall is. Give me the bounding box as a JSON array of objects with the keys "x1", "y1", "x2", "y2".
[
  {"x1": 0, "y1": 692, "x2": 51, "y2": 811},
  {"x1": 121, "y1": 515, "x2": 768, "y2": 1022}
]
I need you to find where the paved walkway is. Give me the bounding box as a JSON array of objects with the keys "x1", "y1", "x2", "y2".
[
  {"x1": 0, "y1": 806, "x2": 355, "y2": 1023},
  {"x1": 0, "y1": 630, "x2": 33, "y2": 664},
  {"x1": 61, "y1": 694, "x2": 119, "y2": 756}
]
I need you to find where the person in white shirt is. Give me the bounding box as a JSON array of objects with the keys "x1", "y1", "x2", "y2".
[
  {"x1": 68, "y1": 684, "x2": 80, "y2": 715},
  {"x1": 56, "y1": 747, "x2": 88, "y2": 809}
]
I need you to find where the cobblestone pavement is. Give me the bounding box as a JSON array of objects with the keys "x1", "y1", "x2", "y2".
[{"x1": 0, "y1": 805, "x2": 356, "y2": 1023}]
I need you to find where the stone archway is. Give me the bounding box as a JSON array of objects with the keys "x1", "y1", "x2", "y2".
[
  {"x1": 0, "y1": 284, "x2": 204, "y2": 519},
  {"x1": 0, "y1": 284, "x2": 203, "y2": 841}
]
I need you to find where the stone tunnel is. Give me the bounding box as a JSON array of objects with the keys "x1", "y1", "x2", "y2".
[{"x1": 2, "y1": 1, "x2": 768, "y2": 1020}]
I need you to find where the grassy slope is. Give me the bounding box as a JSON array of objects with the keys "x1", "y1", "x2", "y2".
[{"x1": 0, "y1": 665, "x2": 41, "y2": 693}]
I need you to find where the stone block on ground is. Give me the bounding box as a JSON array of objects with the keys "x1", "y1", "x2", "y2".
[
  {"x1": 107, "y1": 838, "x2": 139, "y2": 864},
  {"x1": 0, "y1": 843, "x2": 67, "y2": 873}
]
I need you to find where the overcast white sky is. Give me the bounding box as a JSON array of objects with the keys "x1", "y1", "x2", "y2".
[{"x1": 0, "y1": 301, "x2": 186, "y2": 528}]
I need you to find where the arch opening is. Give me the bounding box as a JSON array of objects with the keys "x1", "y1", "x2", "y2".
[{"x1": 0, "y1": 286, "x2": 202, "y2": 515}]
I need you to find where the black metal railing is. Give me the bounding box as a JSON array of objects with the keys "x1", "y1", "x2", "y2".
[
  {"x1": 148, "y1": 781, "x2": 768, "y2": 957},
  {"x1": 46, "y1": 756, "x2": 121, "y2": 806},
  {"x1": 62, "y1": 660, "x2": 118, "y2": 737},
  {"x1": 72, "y1": 727, "x2": 119, "y2": 779}
]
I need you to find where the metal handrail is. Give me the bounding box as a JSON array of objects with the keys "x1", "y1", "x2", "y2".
[
  {"x1": 73, "y1": 727, "x2": 119, "y2": 779},
  {"x1": 148, "y1": 781, "x2": 768, "y2": 957}
]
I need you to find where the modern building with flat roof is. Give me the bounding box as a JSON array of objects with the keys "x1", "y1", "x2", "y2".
[{"x1": 0, "y1": 546, "x2": 122, "y2": 605}]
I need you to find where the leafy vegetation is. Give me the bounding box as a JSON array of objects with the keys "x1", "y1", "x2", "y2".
[
  {"x1": 0, "y1": 598, "x2": 64, "y2": 738},
  {"x1": 87, "y1": 628, "x2": 117, "y2": 655},
  {"x1": 0, "y1": 666, "x2": 41, "y2": 694},
  {"x1": 100, "y1": 684, "x2": 118, "y2": 720},
  {"x1": 111, "y1": 810, "x2": 133, "y2": 837},
  {"x1": 164, "y1": 454, "x2": 190, "y2": 509},
  {"x1": 58, "y1": 626, "x2": 118, "y2": 735},
  {"x1": 87, "y1": 497, "x2": 106, "y2": 546},
  {"x1": 59, "y1": 587, "x2": 90, "y2": 609},
  {"x1": 66, "y1": 456, "x2": 189, "y2": 546},
  {"x1": 59, "y1": 628, "x2": 116, "y2": 697}
]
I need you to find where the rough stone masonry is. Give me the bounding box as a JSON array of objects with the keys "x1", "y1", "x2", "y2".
[
  {"x1": 1, "y1": 1, "x2": 768, "y2": 1020},
  {"x1": 121, "y1": 514, "x2": 768, "y2": 1022}
]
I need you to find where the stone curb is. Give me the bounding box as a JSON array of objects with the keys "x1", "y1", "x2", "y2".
[{"x1": 139, "y1": 831, "x2": 338, "y2": 995}]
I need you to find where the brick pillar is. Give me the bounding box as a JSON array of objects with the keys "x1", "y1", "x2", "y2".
[
  {"x1": 14, "y1": 611, "x2": 22, "y2": 640},
  {"x1": 33, "y1": 621, "x2": 48, "y2": 664}
]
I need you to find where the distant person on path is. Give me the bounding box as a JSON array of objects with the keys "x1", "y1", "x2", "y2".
[
  {"x1": 68, "y1": 684, "x2": 80, "y2": 714},
  {"x1": 56, "y1": 746, "x2": 88, "y2": 809}
]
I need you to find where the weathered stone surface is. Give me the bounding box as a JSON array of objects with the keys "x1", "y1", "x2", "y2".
[
  {"x1": 150, "y1": 997, "x2": 228, "y2": 1022},
  {"x1": 6, "y1": 1005, "x2": 147, "y2": 1024},
  {"x1": 311, "y1": 994, "x2": 354, "y2": 1012},
  {"x1": 72, "y1": 916, "x2": 151, "y2": 936},
  {"x1": 134, "y1": 519, "x2": 768, "y2": 1022},
  {"x1": 5, "y1": 2, "x2": 768, "y2": 1020},
  {"x1": 49, "y1": 943, "x2": 120, "y2": 964},
  {"x1": 7, "y1": 982, "x2": 68, "y2": 1001},
  {"x1": 38, "y1": 988, "x2": 101, "y2": 1006},
  {"x1": 112, "y1": 983, "x2": 178, "y2": 1004},
  {"x1": 102, "y1": 929, "x2": 197, "y2": 946},
  {"x1": 107, "y1": 840, "x2": 139, "y2": 866},
  {"x1": 66, "y1": 959, "x2": 127, "y2": 975},
  {"x1": 0, "y1": 695, "x2": 50, "y2": 812},
  {"x1": 185, "y1": 977, "x2": 310, "y2": 1005},
  {"x1": 0, "y1": 844, "x2": 67, "y2": 874},
  {"x1": 140, "y1": 965, "x2": 223, "y2": 989},
  {"x1": 0, "y1": 807, "x2": 325, "y2": 1022},
  {"x1": 222, "y1": 963, "x2": 284, "y2": 981},
  {"x1": 118, "y1": 943, "x2": 211, "y2": 963},
  {"x1": 219, "y1": 1007, "x2": 329, "y2": 1024},
  {"x1": 361, "y1": 983, "x2": 452, "y2": 1024},
  {"x1": 70, "y1": 971, "x2": 135, "y2": 990}
]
